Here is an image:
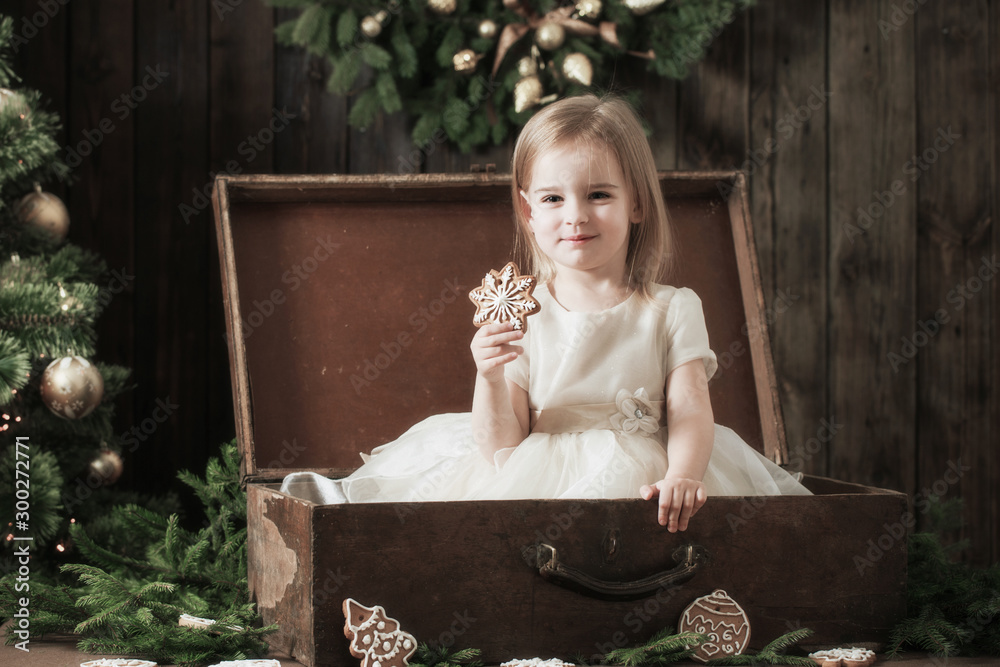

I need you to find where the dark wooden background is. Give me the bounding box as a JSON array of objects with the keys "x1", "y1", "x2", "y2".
[{"x1": 5, "y1": 0, "x2": 998, "y2": 566}]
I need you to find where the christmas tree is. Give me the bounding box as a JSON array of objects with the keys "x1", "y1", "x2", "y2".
[{"x1": 0, "y1": 13, "x2": 135, "y2": 572}]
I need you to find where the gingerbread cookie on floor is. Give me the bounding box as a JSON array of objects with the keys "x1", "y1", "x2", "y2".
[
  {"x1": 808, "y1": 647, "x2": 877, "y2": 667},
  {"x1": 343, "y1": 598, "x2": 418, "y2": 667}
]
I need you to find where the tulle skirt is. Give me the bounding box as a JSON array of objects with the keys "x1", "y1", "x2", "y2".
[{"x1": 279, "y1": 413, "x2": 812, "y2": 504}]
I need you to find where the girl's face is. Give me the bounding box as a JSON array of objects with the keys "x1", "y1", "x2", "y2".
[{"x1": 519, "y1": 139, "x2": 637, "y2": 282}]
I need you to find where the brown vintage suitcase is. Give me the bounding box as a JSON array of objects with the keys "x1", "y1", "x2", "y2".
[{"x1": 212, "y1": 172, "x2": 907, "y2": 667}]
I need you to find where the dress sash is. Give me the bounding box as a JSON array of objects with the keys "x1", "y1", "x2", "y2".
[{"x1": 530, "y1": 399, "x2": 666, "y2": 434}]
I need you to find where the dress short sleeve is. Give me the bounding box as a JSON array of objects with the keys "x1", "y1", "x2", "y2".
[
  {"x1": 664, "y1": 288, "x2": 719, "y2": 380},
  {"x1": 504, "y1": 331, "x2": 529, "y2": 391}
]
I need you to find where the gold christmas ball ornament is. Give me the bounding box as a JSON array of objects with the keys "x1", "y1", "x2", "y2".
[
  {"x1": 374, "y1": 9, "x2": 390, "y2": 23},
  {"x1": 516, "y1": 56, "x2": 539, "y2": 78},
  {"x1": 677, "y1": 589, "x2": 752, "y2": 663},
  {"x1": 535, "y1": 22, "x2": 566, "y2": 50},
  {"x1": 514, "y1": 75, "x2": 543, "y2": 113},
  {"x1": 40, "y1": 355, "x2": 104, "y2": 420},
  {"x1": 427, "y1": 0, "x2": 456, "y2": 15},
  {"x1": 361, "y1": 15, "x2": 383, "y2": 38},
  {"x1": 452, "y1": 49, "x2": 482, "y2": 74},
  {"x1": 89, "y1": 449, "x2": 124, "y2": 486},
  {"x1": 478, "y1": 19, "x2": 499, "y2": 40},
  {"x1": 16, "y1": 188, "x2": 70, "y2": 241},
  {"x1": 623, "y1": 0, "x2": 666, "y2": 15},
  {"x1": 562, "y1": 52, "x2": 593, "y2": 86},
  {"x1": 575, "y1": 0, "x2": 602, "y2": 19}
]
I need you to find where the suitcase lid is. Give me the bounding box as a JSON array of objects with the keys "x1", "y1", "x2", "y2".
[{"x1": 212, "y1": 172, "x2": 787, "y2": 485}]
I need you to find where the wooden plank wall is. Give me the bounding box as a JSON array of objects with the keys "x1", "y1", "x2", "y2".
[{"x1": 8, "y1": 0, "x2": 998, "y2": 565}]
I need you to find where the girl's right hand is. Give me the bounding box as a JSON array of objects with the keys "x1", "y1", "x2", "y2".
[{"x1": 471, "y1": 322, "x2": 523, "y2": 383}]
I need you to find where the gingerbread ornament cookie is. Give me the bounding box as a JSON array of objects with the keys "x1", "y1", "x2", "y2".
[
  {"x1": 677, "y1": 589, "x2": 751, "y2": 663},
  {"x1": 808, "y1": 647, "x2": 877, "y2": 667},
  {"x1": 343, "y1": 598, "x2": 418, "y2": 667},
  {"x1": 469, "y1": 262, "x2": 540, "y2": 332}
]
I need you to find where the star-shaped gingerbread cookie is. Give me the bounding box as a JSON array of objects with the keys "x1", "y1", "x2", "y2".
[{"x1": 469, "y1": 262, "x2": 541, "y2": 332}]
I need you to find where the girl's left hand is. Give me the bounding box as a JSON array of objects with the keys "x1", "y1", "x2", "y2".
[{"x1": 639, "y1": 477, "x2": 707, "y2": 532}]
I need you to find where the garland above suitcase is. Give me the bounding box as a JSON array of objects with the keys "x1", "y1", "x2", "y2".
[{"x1": 266, "y1": 0, "x2": 755, "y2": 152}]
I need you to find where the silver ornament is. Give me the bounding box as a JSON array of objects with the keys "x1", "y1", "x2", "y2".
[
  {"x1": 89, "y1": 449, "x2": 123, "y2": 486},
  {"x1": 478, "y1": 19, "x2": 499, "y2": 40},
  {"x1": 535, "y1": 22, "x2": 565, "y2": 51},
  {"x1": 452, "y1": 48, "x2": 481, "y2": 74},
  {"x1": 16, "y1": 188, "x2": 70, "y2": 241},
  {"x1": 575, "y1": 0, "x2": 602, "y2": 19},
  {"x1": 361, "y1": 15, "x2": 383, "y2": 38},
  {"x1": 40, "y1": 355, "x2": 104, "y2": 420},
  {"x1": 623, "y1": 0, "x2": 666, "y2": 15},
  {"x1": 427, "y1": 0, "x2": 457, "y2": 14}
]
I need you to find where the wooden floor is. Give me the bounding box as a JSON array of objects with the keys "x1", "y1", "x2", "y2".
[
  {"x1": 4, "y1": 635, "x2": 1000, "y2": 667},
  {"x1": 0, "y1": 633, "x2": 302, "y2": 666}
]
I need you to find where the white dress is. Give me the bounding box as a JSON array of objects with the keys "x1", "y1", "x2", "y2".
[{"x1": 280, "y1": 284, "x2": 811, "y2": 504}]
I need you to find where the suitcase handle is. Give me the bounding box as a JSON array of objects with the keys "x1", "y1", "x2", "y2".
[{"x1": 525, "y1": 542, "x2": 709, "y2": 601}]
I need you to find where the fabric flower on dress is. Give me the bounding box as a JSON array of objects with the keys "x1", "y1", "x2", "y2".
[{"x1": 610, "y1": 388, "x2": 660, "y2": 434}]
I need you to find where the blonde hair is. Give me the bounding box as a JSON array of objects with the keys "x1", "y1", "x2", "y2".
[{"x1": 510, "y1": 94, "x2": 673, "y2": 300}]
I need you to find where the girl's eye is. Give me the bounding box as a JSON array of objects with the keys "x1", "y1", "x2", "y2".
[
  {"x1": 590, "y1": 191, "x2": 610, "y2": 200},
  {"x1": 541, "y1": 195, "x2": 562, "y2": 203}
]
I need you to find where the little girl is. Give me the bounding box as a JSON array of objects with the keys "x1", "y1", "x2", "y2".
[{"x1": 282, "y1": 94, "x2": 810, "y2": 530}]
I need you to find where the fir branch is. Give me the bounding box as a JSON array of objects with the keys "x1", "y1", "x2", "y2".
[
  {"x1": 0, "y1": 329, "x2": 30, "y2": 403},
  {"x1": 888, "y1": 497, "x2": 1000, "y2": 658},
  {"x1": 348, "y1": 86, "x2": 381, "y2": 127},
  {"x1": 0, "y1": 17, "x2": 17, "y2": 87},
  {"x1": 292, "y1": 3, "x2": 329, "y2": 51},
  {"x1": 6, "y1": 442, "x2": 279, "y2": 664},
  {"x1": 376, "y1": 71, "x2": 403, "y2": 113},
  {"x1": 360, "y1": 41, "x2": 393, "y2": 70},
  {"x1": 757, "y1": 627, "x2": 814, "y2": 657},
  {"x1": 391, "y1": 20, "x2": 418, "y2": 78},
  {"x1": 888, "y1": 604, "x2": 970, "y2": 658},
  {"x1": 0, "y1": 442, "x2": 64, "y2": 544},
  {"x1": 0, "y1": 578, "x2": 88, "y2": 641},
  {"x1": 603, "y1": 628, "x2": 703, "y2": 667},
  {"x1": 410, "y1": 643, "x2": 484, "y2": 667},
  {"x1": 706, "y1": 628, "x2": 815, "y2": 665},
  {"x1": 328, "y1": 50, "x2": 362, "y2": 94},
  {"x1": 337, "y1": 8, "x2": 359, "y2": 47}
]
